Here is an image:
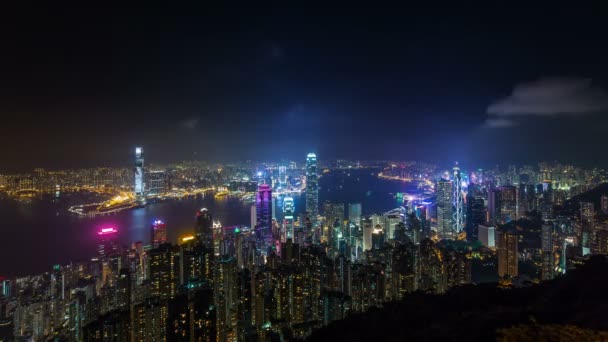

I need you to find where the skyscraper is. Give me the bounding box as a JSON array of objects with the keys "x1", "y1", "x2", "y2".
[
  {"x1": 195, "y1": 208, "x2": 213, "y2": 247},
  {"x1": 465, "y1": 195, "x2": 486, "y2": 241},
  {"x1": 283, "y1": 197, "x2": 295, "y2": 241},
  {"x1": 305, "y1": 153, "x2": 319, "y2": 228},
  {"x1": 478, "y1": 225, "x2": 495, "y2": 248},
  {"x1": 435, "y1": 179, "x2": 453, "y2": 239},
  {"x1": 348, "y1": 203, "x2": 362, "y2": 228},
  {"x1": 452, "y1": 164, "x2": 464, "y2": 235},
  {"x1": 362, "y1": 217, "x2": 373, "y2": 251},
  {"x1": 497, "y1": 186, "x2": 517, "y2": 223},
  {"x1": 541, "y1": 223, "x2": 554, "y2": 280},
  {"x1": 149, "y1": 244, "x2": 180, "y2": 300},
  {"x1": 97, "y1": 227, "x2": 119, "y2": 258},
  {"x1": 497, "y1": 229, "x2": 518, "y2": 278},
  {"x1": 256, "y1": 184, "x2": 273, "y2": 245},
  {"x1": 134, "y1": 147, "x2": 144, "y2": 201},
  {"x1": 151, "y1": 220, "x2": 167, "y2": 248}
]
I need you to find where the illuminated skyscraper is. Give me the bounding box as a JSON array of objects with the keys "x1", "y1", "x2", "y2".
[
  {"x1": 362, "y1": 217, "x2": 373, "y2": 251},
  {"x1": 196, "y1": 208, "x2": 213, "y2": 247},
  {"x1": 541, "y1": 223, "x2": 554, "y2": 280},
  {"x1": 256, "y1": 184, "x2": 273, "y2": 245},
  {"x1": 497, "y1": 229, "x2": 518, "y2": 278},
  {"x1": 492, "y1": 186, "x2": 517, "y2": 224},
  {"x1": 465, "y1": 195, "x2": 485, "y2": 241},
  {"x1": 452, "y1": 164, "x2": 465, "y2": 236},
  {"x1": 149, "y1": 243, "x2": 180, "y2": 300},
  {"x1": 348, "y1": 203, "x2": 362, "y2": 227},
  {"x1": 97, "y1": 227, "x2": 119, "y2": 258},
  {"x1": 305, "y1": 153, "x2": 319, "y2": 227},
  {"x1": 134, "y1": 147, "x2": 144, "y2": 200},
  {"x1": 151, "y1": 220, "x2": 167, "y2": 248},
  {"x1": 278, "y1": 165, "x2": 287, "y2": 187},
  {"x1": 435, "y1": 179, "x2": 453, "y2": 239},
  {"x1": 283, "y1": 196, "x2": 295, "y2": 240}
]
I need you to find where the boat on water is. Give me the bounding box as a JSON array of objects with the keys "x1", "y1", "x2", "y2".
[{"x1": 214, "y1": 190, "x2": 229, "y2": 198}]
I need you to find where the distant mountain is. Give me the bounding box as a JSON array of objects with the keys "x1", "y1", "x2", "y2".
[
  {"x1": 560, "y1": 183, "x2": 608, "y2": 217},
  {"x1": 306, "y1": 256, "x2": 608, "y2": 341}
]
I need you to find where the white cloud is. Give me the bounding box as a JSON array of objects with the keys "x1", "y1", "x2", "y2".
[
  {"x1": 488, "y1": 78, "x2": 608, "y2": 116},
  {"x1": 484, "y1": 118, "x2": 517, "y2": 128}
]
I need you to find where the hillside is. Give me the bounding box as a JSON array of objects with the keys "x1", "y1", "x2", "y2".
[{"x1": 307, "y1": 256, "x2": 608, "y2": 341}]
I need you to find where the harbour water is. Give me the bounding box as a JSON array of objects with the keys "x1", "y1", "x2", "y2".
[{"x1": 0, "y1": 169, "x2": 421, "y2": 277}]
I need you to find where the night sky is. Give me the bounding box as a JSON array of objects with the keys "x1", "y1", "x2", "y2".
[{"x1": 1, "y1": 4, "x2": 608, "y2": 171}]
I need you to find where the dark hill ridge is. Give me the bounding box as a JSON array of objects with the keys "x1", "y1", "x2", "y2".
[
  {"x1": 560, "y1": 182, "x2": 608, "y2": 217},
  {"x1": 306, "y1": 256, "x2": 608, "y2": 341}
]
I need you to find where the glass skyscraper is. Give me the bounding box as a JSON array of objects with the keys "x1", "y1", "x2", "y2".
[
  {"x1": 305, "y1": 153, "x2": 319, "y2": 228},
  {"x1": 256, "y1": 184, "x2": 273, "y2": 246},
  {"x1": 436, "y1": 178, "x2": 453, "y2": 239},
  {"x1": 134, "y1": 147, "x2": 144, "y2": 200}
]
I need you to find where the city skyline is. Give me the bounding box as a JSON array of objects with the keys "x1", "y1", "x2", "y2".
[{"x1": 3, "y1": 4, "x2": 608, "y2": 341}]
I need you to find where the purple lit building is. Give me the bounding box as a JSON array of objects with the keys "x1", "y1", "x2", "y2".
[{"x1": 256, "y1": 184, "x2": 273, "y2": 245}]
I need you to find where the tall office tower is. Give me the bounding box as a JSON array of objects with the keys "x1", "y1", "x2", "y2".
[
  {"x1": 256, "y1": 184, "x2": 273, "y2": 245},
  {"x1": 195, "y1": 208, "x2": 213, "y2": 247},
  {"x1": 478, "y1": 225, "x2": 496, "y2": 248},
  {"x1": 132, "y1": 297, "x2": 168, "y2": 342},
  {"x1": 496, "y1": 186, "x2": 517, "y2": 223},
  {"x1": 518, "y1": 183, "x2": 536, "y2": 217},
  {"x1": 97, "y1": 227, "x2": 119, "y2": 258},
  {"x1": 452, "y1": 164, "x2": 465, "y2": 235},
  {"x1": 278, "y1": 165, "x2": 287, "y2": 187},
  {"x1": 384, "y1": 213, "x2": 401, "y2": 240},
  {"x1": 435, "y1": 179, "x2": 453, "y2": 239},
  {"x1": 151, "y1": 220, "x2": 167, "y2": 248},
  {"x1": 214, "y1": 258, "x2": 239, "y2": 342},
  {"x1": 362, "y1": 217, "x2": 373, "y2": 251},
  {"x1": 149, "y1": 243, "x2": 180, "y2": 300},
  {"x1": 541, "y1": 223, "x2": 554, "y2": 280},
  {"x1": 134, "y1": 147, "x2": 144, "y2": 200},
  {"x1": 324, "y1": 201, "x2": 345, "y2": 228},
  {"x1": 305, "y1": 153, "x2": 319, "y2": 227},
  {"x1": 465, "y1": 195, "x2": 486, "y2": 241},
  {"x1": 250, "y1": 205, "x2": 257, "y2": 230},
  {"x1": 497, "y1": 229, "x2": 518, "y2": 278},
  {"x1": 283, "y1": 197, "x2": 295, "y2": 240},
  {"x1": 348, "y1": 203, "x2": 362, "y2": 228}
]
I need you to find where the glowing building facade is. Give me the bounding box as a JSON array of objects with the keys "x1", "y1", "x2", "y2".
[
  {"x1": 283, "y1": 196, "x2": 295, "y2": 241},
  {"x1": 196, "y1": 208, "x2": 213, "y2": 247},
  {"x1": 452, "y1": 164, "x2": 465, "y2": 235},
  {"x1": 256, "y1": 184, "x2": 273, "y2": 245},
  {"x1": 436, "y1": 179, "x2": 453, "y2": 239},
  {"x1": 151, "y1": 220, "x2": 167, "y2": 248},
  {"x1": 305, "y1": 153, "x2": 319, "y2": 228},
  {"x1": 97, "y1": 227, "x2": 119, "y2": 258},
  {"x1": 134, "y1": 147, "x2": 144, "y2": 200}
]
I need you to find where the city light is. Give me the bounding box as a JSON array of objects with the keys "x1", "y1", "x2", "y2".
[{"x1": 97, "y1": 227, "x2": 117, "y2": 235}]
